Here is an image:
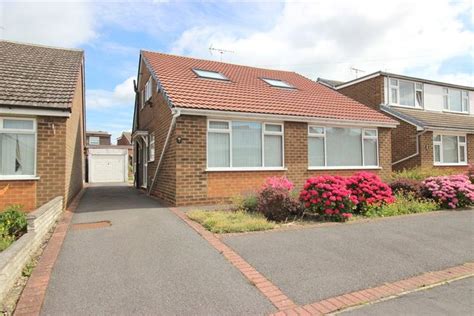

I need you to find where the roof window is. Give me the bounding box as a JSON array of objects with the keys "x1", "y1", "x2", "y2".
[
  {"x1": 261, "y1": 78, "x2": 294, "y2": 89},
  {"x1": 193, "y1": 69, "x2": 228, "y2": 81}
]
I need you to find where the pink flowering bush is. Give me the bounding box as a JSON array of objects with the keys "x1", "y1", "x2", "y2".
[
  {"x1": 257, "y1": 177, "x2": 301, "y2": 221},
  {"x1": 346, "y1": 172, "x2": 395, "y2": 214},
  {"x1": 299, "y1": 176, "x2": 357, "y2": 221},
  {"x1": 262, "y1": 176, "x2": 294, "y2": 191},
  {"x1": 422, "y1": 175, "x2": 474, "y2": 209}
]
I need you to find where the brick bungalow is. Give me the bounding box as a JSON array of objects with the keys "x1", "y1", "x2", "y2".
[
  {"x1": 0, "y1": 41, "x2": 85, "y2": 211},
  {"x1": 132, "y1": 51, "x2": 398, "y2": 206},
  {"x1": 334, "y1": 72, "x2": 474, "y2": 171}
]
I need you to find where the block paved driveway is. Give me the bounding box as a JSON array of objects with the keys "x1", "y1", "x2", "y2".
[
  {"x1": 41, "y1": 184, "x2": 275, "y2": 315},
  {"x1": 223, "y1": 210, "x2": 474, "y2": 306}
]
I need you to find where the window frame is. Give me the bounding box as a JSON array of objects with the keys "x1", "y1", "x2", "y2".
[
  {"x1": 307, "y1": 125, "x2": 380, "y2": 170},
  {"x1": 145, "y1": 77, "x2": 153, "y2": 102},
  {"x1": 88, "y1": 136, "x2": 100, "y2": 145},
  {"x1": 206, "y1": 119, "x2": 286, "y2": 171},
  {"x1": 261, "y1": 78, "x2": 295, "y2": 89},
  {"x1": 193, "y1": 69, "x2": 229, "y2": 81},
  {"x1": 433, "y1": 133, "x2": 467, "y2": 166},
  {"x1": 148, "y1": 133, "x2": 155, "y2": 162},
  {"x1": 443, "y1": 87, "x2": 469, "y2": 114},
  {"x1": 0, "y1": 117, "x2": 38, "y2": 180},
  {"x1": 388, "y1": 78, "x2": 423, "y2": 108}
]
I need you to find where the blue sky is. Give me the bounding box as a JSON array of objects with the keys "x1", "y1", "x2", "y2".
[{"x1": 2, "y1": 0, "x2": 473, "y2": 142}]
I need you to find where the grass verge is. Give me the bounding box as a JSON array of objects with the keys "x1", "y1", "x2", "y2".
[{"x1": 187, "y1": 210, "x2": 275, "y2": 233}]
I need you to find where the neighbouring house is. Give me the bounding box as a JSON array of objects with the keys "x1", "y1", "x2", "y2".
[
  {"x1": 86, "y1": 130, "x2": 111, "y2": 146},
  {"x1": 117, "y1": 131, "x2": 133, "y2": 165},
  {"x1": 0, "y1": 41, "x2": 85, "y2": 211},
  {"x1": 132, "y1": 51, "x2": 398, "y2": 206},
  {"x1": 334, "y1": 72, "x2": 474, "y2": 171},
  {"x1": 85, "y1": 130, "x2": 129, "y2": 183}
]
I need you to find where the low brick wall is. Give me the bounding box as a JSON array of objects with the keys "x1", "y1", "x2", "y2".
[{"x1": 0, "y1": 196, "x2": 63, "y2": 304}]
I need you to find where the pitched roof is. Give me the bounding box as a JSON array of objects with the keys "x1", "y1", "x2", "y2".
[
  {"x1": 0, "y1": 41, "x2": 83, "y2": 109},
  {"x1": 119, "y1": 132, "x2": 132, "y2": 142},
  {"x1": 382, "y1": 106, "x2": 474, "y2": 132},
  {"x1": 141, "y1": 51, "x2": 397, "y2": 126},
  {"x1": 317, "y1": 78, "x2": 344, "y2": 88}
]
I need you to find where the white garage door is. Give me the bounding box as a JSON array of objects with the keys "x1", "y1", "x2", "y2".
[{"x1": 90, "y1": 154, "x2": 125, "y2": 183}]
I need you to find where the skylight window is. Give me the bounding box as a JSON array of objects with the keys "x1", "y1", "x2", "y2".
[
  {"x1": 261, "y1": 78, "x2": 294, "y2": 89},
  {"x1": 193, "y1": 69, "x2": 228, "y2": 81}
]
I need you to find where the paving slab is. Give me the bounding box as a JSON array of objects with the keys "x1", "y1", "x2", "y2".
[
  {"x1": 341, "y1": 276, "x2": 474, "y2": 315},
  {"x1": 41, "y1": 184, "x2": 275, "y2": 315},
  {"x1": 223, "y1": 211, "x2": 474, "y2": 305}
]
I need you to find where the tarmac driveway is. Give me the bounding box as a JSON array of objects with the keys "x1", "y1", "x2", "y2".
[
  {"x1": 223, "y1": 211, "x2": 474, "y2": 306},
  {"x1": 41, "y1": 184, "x2": 275, "y2": 315}
]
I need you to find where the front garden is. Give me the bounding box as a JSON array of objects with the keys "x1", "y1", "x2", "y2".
[{"x1": 188, "y1": 166, "x2": 474, "y2": 234}]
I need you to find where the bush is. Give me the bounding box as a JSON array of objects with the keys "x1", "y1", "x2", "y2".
[
  {"x1": 231, "y1": 194, "x2": 258, "y2": 213},
  {"x1": 365, "y1": 193, "x2": 439, "y2": 217},
  {"x1": 0, "y1": 205, "x2": 27, "y2": 252},
  {"x1": 258, "y1": 187, "x2": 301, "y2": 222},
  {"x1": 262, "y1": 176, "x2": 294, "y2": 191},
  {"x1": 300, "y1": 176, "x2": 356, "y2": 221},
  {"x1": 391, "y1": 167, "x2": 460, "y2": 181},
  {"x1": 389, "y1": 178, "x2": 423, "y2": 198},
  {"x1": 422, "y1": 175, "x2": 474, "y2": 209},
  {"x1": 187, "y1": 210, "x2": 275, "y2": 233},
  {"x1": 346, "y1": 172, "x2": 395, "y2": 214}
]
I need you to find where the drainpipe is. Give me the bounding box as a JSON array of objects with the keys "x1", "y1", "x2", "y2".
[
  {"x1": 392, "y1": 130, "x2": 427, "y2": 166},
  {"x1": 148, "y1": 108, "x2": 181, "y2": 194}
]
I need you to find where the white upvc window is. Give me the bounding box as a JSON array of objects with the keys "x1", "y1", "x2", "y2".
[
  {"x1": 389, "y1": 78, "x2": 423, "y2": 108},
  {"x1": 145, "y1": 77, "x2": 153, "y2": 102},
  {"x1": 89, "y1": 136, "x2": 100, "y2": 145},
  {"x1": 0, "y1": 117, "x2": 37, "y2": 179},
  {"x1": 308, "y1": 126, "x2": 378, "y2": 169},
  {"x1": 207, "y1": 120, "x2": 284, "y2": 170},
  {"x1": 140, "y1": 90, "x2": 145, "y2": 110},
  {"x1": 433, "y1": 133, "x2": 467, "y2": 165},
  {"x1": 148, "y1": 133, "x2": 155, "y2": 162},
  {"x1": 443, "y1": 88, "x2": 469, "y2": 113}
]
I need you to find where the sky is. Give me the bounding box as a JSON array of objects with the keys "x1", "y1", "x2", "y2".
[{"x1": 1, "y1": 0, "x2": 473, "y2": 143}]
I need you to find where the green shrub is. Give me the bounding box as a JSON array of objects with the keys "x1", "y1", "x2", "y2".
[
  {"x1": 391, "y1": 167, "x2": 460, "y2": 181},
  {"x1": 231, "y1": 194, "x2": 258, "y2": 213},
  {"x1": 364, "y1": 193, "x2": 439, "y2": 217},
  {"x1": 187, "y1": 210, "x2": 275, "y2": 233},
  {"x1": 0, "y1": 205, "x2": 27, "y2": 252}
]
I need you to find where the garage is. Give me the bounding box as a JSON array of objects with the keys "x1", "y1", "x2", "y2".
[{"x1": 88, "y1": 148, "x2": 128, "y2": 183}]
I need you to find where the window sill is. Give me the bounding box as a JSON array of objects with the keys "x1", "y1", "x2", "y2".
[
  {"x1": 308, "y1": 166, "x2": 382, "y2": 171},
  {"x1": 0, "y1": 176, "x2": 40, "y2": 181},
  {"x1": 206, "y1": 167, "x2": 287, "y2": 172},
  {"x1": 442, "y1": 110, "x2": 470, "y2": 115},
  {"x1": 388, "y1": 104, "x2": 423, "y2": 110},
  {"x1": 433, "y1": 163, "x2": 468, "y2": 167}
]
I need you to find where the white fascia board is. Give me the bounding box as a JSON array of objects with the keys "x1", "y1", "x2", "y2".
[
  {"x1": 176, "y1": 107, "x2": 398, "y2": 128},
  {"x1": 0, "y1": 107, "x2": 71, "y2": 117}
]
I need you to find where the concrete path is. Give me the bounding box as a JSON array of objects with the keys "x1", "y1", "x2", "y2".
[
  {"x1": 341, "y1": 276, "x2": 474, "y2": 315},
  {"x1": 41, "y1": 184, "x2": 275, "y2": 315},
  {"x1": 224, "y1": 211, "x2": 474, "y2": 305}
]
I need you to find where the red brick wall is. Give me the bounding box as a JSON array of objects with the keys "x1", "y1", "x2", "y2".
[
  {"x1": 0, "y1": 181, "x2": 36, "y2": 212},
  {"x1": 337, "y1": 76, "x2": 385, "y2": 111},
  {"x1": 64, "y1": 68, "x2": 85, "y2": 206},
  {"x1": 169, "y1": 116, "x2": 392, "y2": 206}
]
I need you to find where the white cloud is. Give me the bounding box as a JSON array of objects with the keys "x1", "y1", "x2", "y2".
[
  {"x1": 0, "y1": 1, "x2": 97, "y2": 47},
  {"x1": 170, "y1": 0, "x2": 474, "y2": 86},
  {"x1": 87, "y1": 76, "x2": 136, "y2": 109}
]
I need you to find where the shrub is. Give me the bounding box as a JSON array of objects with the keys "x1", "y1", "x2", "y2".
[
  {"x1": 391, "y1": 167, "x2": 460, "y2": 181},
  {"x1": 300, "y1": 176, "x2": 357, "y2": 221},
  {"x1": 346, "y1": 172, "x2": 395, "y2": 214},
  {"x1": 258, "y1": 187, "x2": 301, "y2": 222},
  {"x1": 365, "y1": 193, "x2": 439, "y2": 217},
  {"x1": 262, "y1": 176, "x2": 294, "y2": 191},
  {"x1": 231, "y1": 194, "x2": 258, "y2": 213},
  {"x1": 187, "y1": 210, "x2": 275, "y2": 233},
  {"x1": 389, "y1": 178, "x2": 423, "y2": 198},
  {"x1": 422, "y1": 175, "x2": 474, "y2": 209},
  {"x1": 0, "y1": 205, "x2": 27, "y2": 252}
]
